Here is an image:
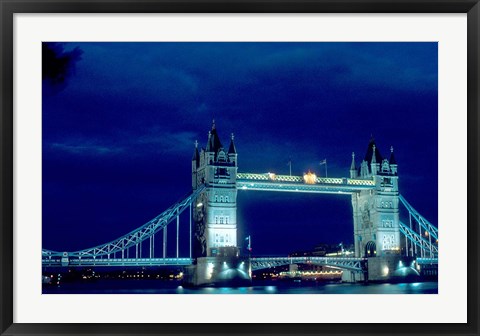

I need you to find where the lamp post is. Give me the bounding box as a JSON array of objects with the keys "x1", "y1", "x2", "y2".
[{"x1": 245, "y1": 235, "x2": 252, "y2": 255}]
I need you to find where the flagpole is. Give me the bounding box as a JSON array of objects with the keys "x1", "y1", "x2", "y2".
[{"x1": 319, "y1": 159, "x2": 328, "y2": 178}]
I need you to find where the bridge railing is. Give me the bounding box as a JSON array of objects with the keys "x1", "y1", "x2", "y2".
[
  {"x1": 42, "y1": 257, "x2": 194, "y2": 267},
  {"x1": 237, "y1": 172, "x2": 375, "y2": 187},
  {"x1": 250, "y1": 256, "x2": 366, "y2": 272}
]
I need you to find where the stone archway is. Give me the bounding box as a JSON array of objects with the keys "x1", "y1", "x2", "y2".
[{"x1": 364, "y1": 241, "x2": 376, "y2": 257}]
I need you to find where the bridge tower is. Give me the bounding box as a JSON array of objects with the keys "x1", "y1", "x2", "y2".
[
  {"x1": 191, "y1": 120, "x2": 238, "y2": 257},
  {"x1": 351, "y1": 138, "x2": 400, "y2": 258},
  {"x1": 187, "y1": 121, "x2": 250, "y2": 287}
]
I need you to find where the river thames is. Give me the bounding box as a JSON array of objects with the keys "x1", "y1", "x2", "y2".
[{"x1": 43, "y1": 280, "x2": 438, "y2": 295}]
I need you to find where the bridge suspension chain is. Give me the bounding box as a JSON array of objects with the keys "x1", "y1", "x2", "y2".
[
  {"x1": 399, "y1": 221, "x2": 438, "y2": 258},
  {"x1": 43, "y1": 186, "x2": 205, "y2": 259},
  {"x1": 398, "y1": 195, "x2": 438, "y2": 259},
  {"x1": 399, "y1": 195, "x2": 438, "y2": 240}
]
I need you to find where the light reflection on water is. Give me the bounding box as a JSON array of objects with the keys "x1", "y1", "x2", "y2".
[{"x1": 43, "y1": 280, "x2": 438, "y2": 295}]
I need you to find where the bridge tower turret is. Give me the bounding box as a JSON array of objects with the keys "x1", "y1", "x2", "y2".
[
  {"x1": 351, "y1": 138, "x2": 400, "y2": 258},
  {"x1": 192, "y1": 120, "x2": 238, "y2": 257},
  {"x1": 192, "y1": 140, "x2": 200, "y2": 189},
  {"x1": 350, "y1": 152, "x2": 357, "y2": 178}
]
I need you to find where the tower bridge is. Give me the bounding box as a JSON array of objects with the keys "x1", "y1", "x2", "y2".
[{"x1": 43, "y1": 121, "x2": 438, "y2": 285}]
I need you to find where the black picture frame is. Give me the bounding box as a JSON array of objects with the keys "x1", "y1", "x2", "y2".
[{"x1": 1, "y1": 1, "x2": 479, "y2": 335}]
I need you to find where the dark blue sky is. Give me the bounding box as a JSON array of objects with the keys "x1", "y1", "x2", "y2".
[{"x1": 42, "y1": 42, "x2": 438, "y2": 256}]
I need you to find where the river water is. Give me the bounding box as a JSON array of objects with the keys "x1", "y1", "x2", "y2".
[{"x1": 43, "y1": 280, "x2": 438, "y2": 294}]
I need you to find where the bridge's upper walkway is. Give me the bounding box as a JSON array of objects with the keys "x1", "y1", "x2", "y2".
[{"x1": 236, "y1": 173, "x2": 375, "y2": 194}]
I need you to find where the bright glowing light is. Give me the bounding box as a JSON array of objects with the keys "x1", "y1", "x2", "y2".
[
  {"x1": 399, "y1": 261, "x2": 403, "y2": 267},
  {"x1": 267, "y1": 172, "x2": 276, "y2": 180},
  {"x1": 265, "y1": 286, "x2": 277, "y2": 293},
  {"x1": 383, "y1": 266, "x2": 389, "y2": 276},
  {"x1": 206, "y1": 262, "x2": 214, "y2": 279},
  {"x1": 196, "y1": 202, "x2": 203, "y2": 208},
  {"x1": 303, "y1": 171, "x2": 317, "y2": 184}
]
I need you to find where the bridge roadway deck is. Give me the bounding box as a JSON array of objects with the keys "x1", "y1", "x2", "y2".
[
  {"x1": 42, "y1": 256, "x2": 437, "y2": 269},
  {"x1": 236, "y1": 173, "x2": 376, "y2": 194},
  {"x1": 42, "y1": 256, "x2": 370, "y2": 271},
  {"x1": 42, "y1": 257, "x2": 194, "y2": 267},
  {"x1": 250, "y1": 256, "x2": 366, "y2": 272}
]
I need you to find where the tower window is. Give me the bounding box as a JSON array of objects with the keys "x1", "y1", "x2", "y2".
[
  {"x1": 225, "y1": 216, "x2": 229, "y2": 224},
  {"x1": 220, "y1": 196, "x2": 224, "y2": 202},
  {"x1": 225, "y1": 196, "x2": 229, "y2": 202},
  {"x1": 215, "y1": 216, "x2": 219, "y2": 224},
  {"x1": 220, "y1": 216, "x2": 224, "y2": 224}
]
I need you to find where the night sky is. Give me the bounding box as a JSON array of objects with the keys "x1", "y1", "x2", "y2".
[{"x1": 42, "y1": 42, "x2": 438, "y2": 257}]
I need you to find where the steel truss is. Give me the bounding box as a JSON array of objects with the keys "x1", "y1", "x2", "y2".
[
  {"x1": 399, "y1": 195, "x2": 438, "y2": 240},
  {"x1": 42, "y1": 257, "x2": 193, "y2": 267},
  {"x1": 42, "y1": 186, "x2": 205, "y2": 260},
  {"x1": 42, "y1": 170, "x2": 439, "y2": 268},
  {"x1": 398, "y1": 195, "x2": 438, "y2": 259},
  {"x1": 237, "y1": 172, "x2": 375, "y2": 186},
  {"x1": 399, "y1": 221, "x2": 438, "y2": 257},
  {"x1": 237, "y1": 181, "x2": 374, "y2": 194},
  {"x1": 250, "y1": 257, "x2": 366, "y2": 272}
]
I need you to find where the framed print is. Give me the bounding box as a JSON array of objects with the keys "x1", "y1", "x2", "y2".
[{"x1": 1, "y1": 0, "x2": 479, "y2": 335}]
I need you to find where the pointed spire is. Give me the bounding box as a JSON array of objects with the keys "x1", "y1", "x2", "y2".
[
  {"x1": 350, "y1": 152, "x2": 356, "y2": 170},
  {"x1": 371, "y1": 145, "x2": 377, "y2": 164},
  {"x1": 192, "y1": 140, "x2": 200, "y2": 161},
  {"x1": 350, "y1": 152, "x2": 357, "y2": 178},
  {"x1": 205, "y1": 121, "x2": 222, "y2": 154},
  {"x1": 389, "y1": 146, "x2": 397, "y2": 165},
  {"x1": 228, "y1": 133, "x2": 237, "y2": 154},
  {"x1": 364, "y1": 136, "x2": 382, "y2": 164},
  {"x1": 206, "y1": 131, "x2": 212, "y2": 152}
]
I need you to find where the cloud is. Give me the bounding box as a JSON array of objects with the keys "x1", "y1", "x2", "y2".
[
  {"x1": 42, "y1": 42, "x2": 83, "y2": 94},
  {"x1": 135, "y1": 130, "x2": 197, "y2": 154},
  {"x1": 48, "y1": 129, "x2": 198, "y2": 158},
  {"x1": 50, "y1": 141, "x2": 124, "y2": 155}
]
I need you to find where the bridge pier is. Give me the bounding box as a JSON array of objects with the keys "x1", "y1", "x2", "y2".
[
  {"x1": 61, "y1": 252, "x2": 69, "y2": 267},
  {"x1": 341, "y1": 270, "x2": 365, "y2": 283},
  {"x1": 183, "y1": 247, "x2": 252, "y2": 287},
  {"x1": 366, "y1": 255, "x2": 420, "y2": 282}
]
